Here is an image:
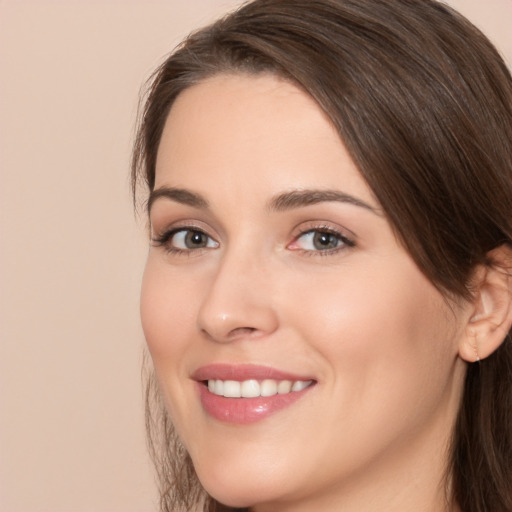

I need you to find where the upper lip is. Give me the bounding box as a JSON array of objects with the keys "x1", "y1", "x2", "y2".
[{"x1": 192, "y1": 363, "x2": 315, "y2": 382}]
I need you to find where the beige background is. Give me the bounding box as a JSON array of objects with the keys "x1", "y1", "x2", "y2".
[{"x1": 1, "y1": 1, "x2": 511, "y2": 511}]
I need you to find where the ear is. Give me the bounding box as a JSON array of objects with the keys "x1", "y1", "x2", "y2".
[{"x1": 459, "y1": 245, "x2": 512, "y2": 362}]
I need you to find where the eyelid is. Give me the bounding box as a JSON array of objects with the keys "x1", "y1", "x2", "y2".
[{"x1": 151, "y1": 218, "x2": 216, "y2": 239}]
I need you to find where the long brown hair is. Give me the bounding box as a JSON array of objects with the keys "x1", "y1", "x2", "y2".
[{"x1": 132, "y1": 1, "x2": 512, "y2": 510}]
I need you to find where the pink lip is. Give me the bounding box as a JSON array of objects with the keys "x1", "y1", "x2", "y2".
[
  {"x1": 192, "y1": 364, "x2": 316, "y2": 424},
  {"x1": 192, "y1": 363, "x2": 314, "y2": 382}
]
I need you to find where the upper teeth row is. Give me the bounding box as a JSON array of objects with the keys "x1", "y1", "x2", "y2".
[{"x1": 207, "y1": 379, "x2": 312, "y2": 398}]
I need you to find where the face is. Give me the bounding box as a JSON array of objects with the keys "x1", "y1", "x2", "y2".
[{"x1": 141, "y1": 74, "x2": 469, "y2": 511}]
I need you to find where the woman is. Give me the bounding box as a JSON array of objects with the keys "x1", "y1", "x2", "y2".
[{"x1": 132, "y1": 0, "x2": 512, "y2": 510}]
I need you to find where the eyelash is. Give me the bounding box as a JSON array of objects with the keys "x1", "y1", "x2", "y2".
[
  {"x1": 151, "y1": 225, "x2": 355, "y2": 256},
  {"x1": 151, "y1": 227, "x2": 218, "y2": 256}
]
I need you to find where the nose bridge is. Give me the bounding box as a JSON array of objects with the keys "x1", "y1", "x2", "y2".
[{"x1": 197, "y1": 243, "x2": 278, "y2": 342}]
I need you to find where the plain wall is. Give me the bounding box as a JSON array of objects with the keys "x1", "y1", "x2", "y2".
[{"x1": 0, "y1": 1, "x2": 511, "y2": 511}]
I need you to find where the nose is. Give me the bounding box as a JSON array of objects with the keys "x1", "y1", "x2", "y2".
[{"x1": 197, "y1": 251, "x2": 279, "y2": 343}]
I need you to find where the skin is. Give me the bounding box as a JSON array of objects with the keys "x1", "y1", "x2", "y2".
[{"x1": 141, "y1": 74, "x2": 472, "y2": 511}]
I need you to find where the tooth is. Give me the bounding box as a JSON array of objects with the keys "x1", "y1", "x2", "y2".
[
  {"x1": 291, "y1": 380, "x2": 311, "y2": 392},
  {"x1": 260, "y1": 379, "x2": 278, "y2": 396},
  {"x1": 223, "y1": 380, "x2": 241, "y2": 398},
  {"x1": 208, "y1": 378, "x2": 312, "y2": 397},
  {"x1": 277, "y1": 380, "x2": 292, "y2": 394},
  {"x1": 241, "y1": 379, "x2": 260, "y2": 398},
  {"x1": 214, "y1": 379, "x2": 224, "y2": 395}
]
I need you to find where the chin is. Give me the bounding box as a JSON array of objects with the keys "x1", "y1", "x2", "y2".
[
  {"x1": 200, "y1": 478, "x2": 264, "y2": 509},
  {"x1": 194, "y1": 460, "x2": 287, "y2": 510}
]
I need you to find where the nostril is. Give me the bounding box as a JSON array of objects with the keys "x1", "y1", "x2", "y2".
[
  {"x1": 227, "y1": 327, "x2": 259, "y2": 339},
  {"x1": 232, "y1": 327, "x2": 256, "y2": 334}
]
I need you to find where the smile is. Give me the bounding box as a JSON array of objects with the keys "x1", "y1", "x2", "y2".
[
  {"x1": 194, "y1": 364, "x2": 316, "y2": 423},
  {"x1": 207, "y1": 378, "x2": 313, "y2": 397}
]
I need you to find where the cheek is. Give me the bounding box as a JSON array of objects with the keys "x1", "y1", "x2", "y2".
[
  {"x1": 279, "y1": 260, "x2": 460, "y2": 470},
  {"x1": 140, "y1": 259, "x2": 203, "y2": 430},
  {"x1": 300, "y1": 254, "x2": 453, "y2": 349},
  {"x1": 140, "y1": 259, "x2": 198, "y2": 360},
  {"x1": 286, "y1": 256, "x2": 458, "y2": 411}
]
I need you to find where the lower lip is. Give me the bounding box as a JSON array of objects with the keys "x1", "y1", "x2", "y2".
[{"x1": 197, "y1": 383, "x2": 313, "y2": 424}]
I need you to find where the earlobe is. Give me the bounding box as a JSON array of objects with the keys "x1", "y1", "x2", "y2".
[{"x1": 459, "y1": 246, "x2": 512, "y2": 363}]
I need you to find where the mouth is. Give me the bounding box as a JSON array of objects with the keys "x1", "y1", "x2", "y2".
[{"x1": 193, "y1": 364, "x2": 316, "y2": 424}]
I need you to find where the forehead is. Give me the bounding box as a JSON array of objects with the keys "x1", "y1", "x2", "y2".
[{"x1": 154, "y1": 73, "x2": 374, "y2": 205}]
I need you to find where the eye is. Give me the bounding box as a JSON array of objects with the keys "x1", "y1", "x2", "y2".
[
  {"x1": 289, "y1": 228, "x2": 354, "y2": 253},
  {"x1": 152, "y1": 228, "x2": 219, "y2": 253},
  {"x1": 172, "y1": 229, "x2": 217, "y2": 249}
]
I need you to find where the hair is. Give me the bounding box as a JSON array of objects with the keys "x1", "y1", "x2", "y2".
[{"x1": 132, "y1": 1, "x2": 512, "y2": 510}]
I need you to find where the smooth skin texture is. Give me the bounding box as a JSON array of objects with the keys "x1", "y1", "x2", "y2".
[{"x1": 141, "y1": 74, "x2": 477, "y2": 511}]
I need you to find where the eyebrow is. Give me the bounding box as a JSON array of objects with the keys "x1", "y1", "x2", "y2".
[
  {"x1": 147, "y1": 186, "x2": 209, "y2": 214},
  {"x1": 147, "y1": 186, "x2": 380, "y2": 216},
  {"x1": 268, "y1": 189, "x2": 380, "y2": 214}
]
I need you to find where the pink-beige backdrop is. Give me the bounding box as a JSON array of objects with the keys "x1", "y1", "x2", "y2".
[{"x1": 0, "y1": 1, "x2": 510, "y2": 511}]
